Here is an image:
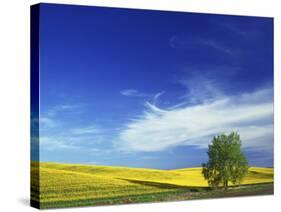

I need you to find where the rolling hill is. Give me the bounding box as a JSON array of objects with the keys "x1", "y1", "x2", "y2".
[{"x1": 31, "y1": 161, "x2": 274, "y2": 208}]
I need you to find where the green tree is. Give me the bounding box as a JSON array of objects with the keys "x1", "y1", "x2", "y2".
[{"x1": 202, "y1": 132, "x2": 249, "y2": 190}]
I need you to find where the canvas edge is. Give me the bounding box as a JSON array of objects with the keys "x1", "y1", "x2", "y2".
[{"x1": 30, "y1": 3, "x2": 41, "y2": 210}]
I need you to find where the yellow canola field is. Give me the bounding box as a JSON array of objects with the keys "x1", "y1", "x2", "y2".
[{"x1": 31, "y1": 162, "x2": 273, "y2": 204}]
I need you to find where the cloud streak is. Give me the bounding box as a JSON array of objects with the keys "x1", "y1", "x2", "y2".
[
  {"x1": 46, "y1": 104, "x2": 81, "y2": 117},
  {"x1": 199, "y1": 38, "x2": 232, "y2": 55},
  {"x1": 71, "y1": 125, "x2": 102, "y2": 135},
  {"x1": 120, "y1": 89, "x2": 146, "y2": 97},
  {"x1": 169, "y1": 35, "x2": 232, "y2": 55},
  {"x1": 38, "y1": 104, "x2": 108, "y2": 152},
  {"x1": 40, "y1": 126, "x2": 108, "y2": 152},
  {"x1": 39, "y1": 104, "x2": 83, "y2": 129},
  {"x1": 116, "y1": 87, "x2": 273, "y2": 152},
  {"x1": 179, "y1": 75, "x2": 224, "y2": 104}
]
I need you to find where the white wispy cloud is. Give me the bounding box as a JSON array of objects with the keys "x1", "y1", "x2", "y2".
[
  {"x1": 40, "y1": 117, "x2": 58, "y2": 128},
  {"x1": 71, "y1": 125, "x2": 102, "y2": 135},
  {"x1": 169, "y1": 35, "x2": 232, "y2": 55},
  {"x1": 40, "y1": 136, "x2": 77, "y2": 150},
  {"x1": 38, "y1": 104, "x2": 106, "y2": 151},
  {"x1": 39, "y1": 104, "x2": 82, "y2": 129},
  {"x1": 199, "y1": 38, "x2": 232, "y2": 55},
  {"x1": 120, "y1": 89, "x2": 145, "y2": 97},
  {"x1": 46, "y1": 104, "x2": 81, "y2": 117},
  {"x1": 39, "y1": 129, "x2": 107, "y2": 151},
  {"x1": 179, "y1": 75, "x2": 224, "y2": 104},
  {"x1": 212, "y1": 19, "x2": 259, "y2": 39},
  {"x1": 116, "y1": 87, "x2": 273, "y2": 152},
  {"x1": 153, "y1": 91, "x2": 165, "y2": 104},
  {"x1": 120, "y1": 89, "x2": 166, "y2": 103}
]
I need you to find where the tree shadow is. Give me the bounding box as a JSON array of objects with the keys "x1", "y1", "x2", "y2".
[{"x1": 118, "y1": 178, "x2": 210, "y2": 192}]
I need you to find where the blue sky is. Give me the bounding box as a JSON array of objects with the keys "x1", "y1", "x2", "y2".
[{"x1": 32, "y1": 3, "x2": 274, "y2": 169}]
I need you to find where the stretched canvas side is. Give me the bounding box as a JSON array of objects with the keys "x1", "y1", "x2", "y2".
[{"x1": 30, "y1": 4, "x2": 40, "y2": 209}]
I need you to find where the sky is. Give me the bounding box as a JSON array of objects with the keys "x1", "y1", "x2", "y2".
[{"x1": 31, "y1": 3, "x2": 274, "y2": 169}]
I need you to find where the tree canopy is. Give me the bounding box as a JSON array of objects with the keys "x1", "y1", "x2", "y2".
[{"x1": 202, "y1": 132, "x2": 249, "y2": 190}]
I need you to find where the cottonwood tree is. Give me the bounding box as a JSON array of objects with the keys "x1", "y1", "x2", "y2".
[{"x1": 202, "y1": 132, "x2": 249, "y2": 190}]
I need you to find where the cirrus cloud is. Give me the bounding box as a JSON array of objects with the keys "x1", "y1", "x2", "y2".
[
  {"x1": 116, "y1": 87, "x2": 273, "y2": 152},
  {"x1": 120, "y1": 89, "x2": 145, "y2": 97}
]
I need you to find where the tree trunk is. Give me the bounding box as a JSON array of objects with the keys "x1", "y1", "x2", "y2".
[{"x1": 224, "y1": 180, "x2": 228, "y2": 191}]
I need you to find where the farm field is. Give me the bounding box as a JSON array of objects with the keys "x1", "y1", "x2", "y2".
[{"x1": 31, "y1": 161, "x2": 274, "y2": 209}]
